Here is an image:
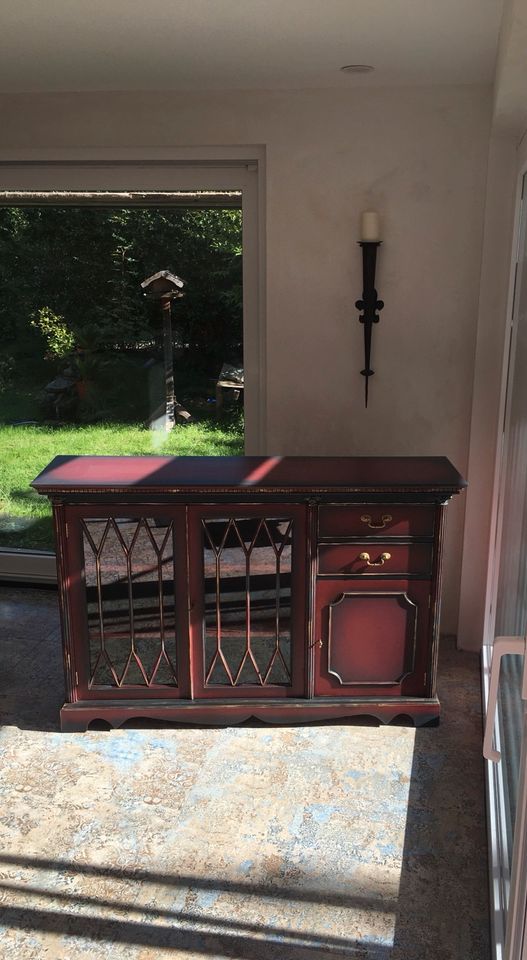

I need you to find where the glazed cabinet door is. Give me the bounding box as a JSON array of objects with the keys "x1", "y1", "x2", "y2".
[
  {"x1": 64, "y1": 504, "x2": 189, "y2": 700},
  {"x1": 314, "y1": 579, "x2": 431, "y2": 698},
  {"x1": 188, "y1": 504, "x2": 307, "y2": 698}
]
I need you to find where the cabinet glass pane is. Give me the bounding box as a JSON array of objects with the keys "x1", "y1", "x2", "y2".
[
  {"x1": 202, "y1": 516, "x2": 292, "y2": 686},
  {"x1": 82, "y1": 517, "x2": 178, "y2": 687}
]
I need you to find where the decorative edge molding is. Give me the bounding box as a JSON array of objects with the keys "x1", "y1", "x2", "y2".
[
  {"x1": 327, "y1": 590, "x2": 418, "y2": 686},
  {"x1": 36, "y1": 485, "x2": 465, "y2": 498},
  {"x1": 59, "y1": 695, "x2": 441, "y2": 731}
]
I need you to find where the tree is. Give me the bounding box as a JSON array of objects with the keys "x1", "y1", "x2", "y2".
[{"x1": 0, "y1": 204, "x2": 243, "y2": 374}]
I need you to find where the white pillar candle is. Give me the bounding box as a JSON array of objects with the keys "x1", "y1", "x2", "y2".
[{"x1": 360, "y1": 211, "x2": 381, "y2": 241}]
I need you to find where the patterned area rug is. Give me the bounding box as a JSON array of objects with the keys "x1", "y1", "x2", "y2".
[{"x1": 0, "y1": 586, "x2": 489, "y2": 959}]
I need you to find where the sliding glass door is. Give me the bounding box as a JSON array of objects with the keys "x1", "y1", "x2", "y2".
[
  {"x1": 485, "y1": 172, "x2": 527, "y2": 959},
  {"x1": 0, "y1": 156, "x2": 261, "y2": 582}
]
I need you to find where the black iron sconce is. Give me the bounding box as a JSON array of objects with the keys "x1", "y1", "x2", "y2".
[{"x1": 355, "y1": 212, "x2": 383, "y2": 407}]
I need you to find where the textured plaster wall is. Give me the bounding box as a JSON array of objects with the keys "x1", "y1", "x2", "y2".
[{"x1": 0, "y1": 85, "x2": 492, "y2": 632}]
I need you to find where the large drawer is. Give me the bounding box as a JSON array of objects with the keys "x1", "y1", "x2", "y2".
[
  {"x1": 317, "y1": 541, "x2": 433, "y2": 577},
  {"x1": 318, "y1": 504, "x2": 435, "y2": 539}
]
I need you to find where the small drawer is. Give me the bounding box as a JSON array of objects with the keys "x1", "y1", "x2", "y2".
[
  {"x1": 317, "y1": 542, "x2": 433, "y2": 577},
  {"x1": 318, "y1": 504, "x2": 435, "y2": 539}
]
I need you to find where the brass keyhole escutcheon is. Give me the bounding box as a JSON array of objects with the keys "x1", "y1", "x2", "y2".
[
  {"x1": 359, "y1": 551, "x2": 391, "y2": 567},
  {"x1": 360, "y1": 513, "x2": 392, "y2": 530}
]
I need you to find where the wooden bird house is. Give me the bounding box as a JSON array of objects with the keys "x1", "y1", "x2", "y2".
[{"x1": 140, "y1": 270, "x2": 185, "y2": 301}]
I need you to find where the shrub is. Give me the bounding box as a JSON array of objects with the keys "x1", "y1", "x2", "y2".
[{"x1": 30, "y1": 307, "x2": 75, "y2": 359}]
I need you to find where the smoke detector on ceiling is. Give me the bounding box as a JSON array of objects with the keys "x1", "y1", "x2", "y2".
[{"x1": 340, "y1": 64, "x2": 375, "y2": 74}]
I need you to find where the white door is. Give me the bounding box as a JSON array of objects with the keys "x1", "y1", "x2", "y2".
[{"x1": 484, "y1": 170, "x2": 527, "y2": 959}]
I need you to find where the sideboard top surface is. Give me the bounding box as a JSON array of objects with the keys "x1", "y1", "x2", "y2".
[{"x1": 32, "y1": 455, "x2": 466, "y2": 496}]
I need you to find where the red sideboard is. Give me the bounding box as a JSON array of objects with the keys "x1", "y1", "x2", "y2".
[{"x1": 32, "y1": 455, "x2": 466, "y2": 731}]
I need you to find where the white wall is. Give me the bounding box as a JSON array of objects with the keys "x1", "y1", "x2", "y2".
[{"x1": 0, "y1": 85, "x2": 493, "y2": 631}]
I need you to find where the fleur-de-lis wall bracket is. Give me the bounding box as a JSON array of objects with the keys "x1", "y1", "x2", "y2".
[{"x1": 355, "y1": 212, "x2": 383, "y2": 408}]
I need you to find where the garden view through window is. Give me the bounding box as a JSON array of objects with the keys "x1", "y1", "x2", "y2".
[{"x1": 0, "y1": 200, "x2": 244, "y2": 553}]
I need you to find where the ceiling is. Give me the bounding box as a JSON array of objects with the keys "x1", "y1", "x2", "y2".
[{"x1": 0, "y1": 0, "x2": 504, "y2": 94}]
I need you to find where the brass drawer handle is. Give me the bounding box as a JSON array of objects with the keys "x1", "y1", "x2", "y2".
[
  {"x1": 359, "y1": 551, "x2": 391, "y2": 567},
  {"x1": 360, "y1": 513, "x2": 392, "y2": 529}
]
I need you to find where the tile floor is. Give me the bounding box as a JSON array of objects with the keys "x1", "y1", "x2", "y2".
[{"x1": 0, "y1": 586, "x2": 489, "y2": 959}]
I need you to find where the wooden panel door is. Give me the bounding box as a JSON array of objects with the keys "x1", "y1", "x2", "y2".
[
  {"x1": 314, "y1": 579, "x2": 431, "y2": 698},
  {"x1": 188, "y1": 503, "x2": 307, "y2": 698}
]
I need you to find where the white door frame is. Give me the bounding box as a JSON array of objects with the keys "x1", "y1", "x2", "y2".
[
  {"x1": 0, "y1": 146, "x2": 266, "y2": 582},
  {"x1": 457, "y1": 138, "x2": 521, "y2": 653}
]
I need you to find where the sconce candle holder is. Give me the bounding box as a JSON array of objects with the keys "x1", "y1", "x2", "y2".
[{"x1": 355, "y1": 240, "x2": 384, "y2": 407}]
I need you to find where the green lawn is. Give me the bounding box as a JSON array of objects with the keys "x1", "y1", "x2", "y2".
[
  {"x1": 0, "y1": 418, "x2": 244, "y2": 551},
  {"x1": 0, "y1": 347, "x2": 245, "y2": 551}
]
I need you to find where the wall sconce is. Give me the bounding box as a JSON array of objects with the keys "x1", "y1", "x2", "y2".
[{"x1": 355, "y1": 211, "x2": 384, "y2": 407}]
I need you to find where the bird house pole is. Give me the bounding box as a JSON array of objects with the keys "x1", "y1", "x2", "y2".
[
  {"x1": 140, "y1": 270, "x2": 189, "y2": 430},
  {"x1": 161, "y1": 296, "x2": 175, "y2": 430}
]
